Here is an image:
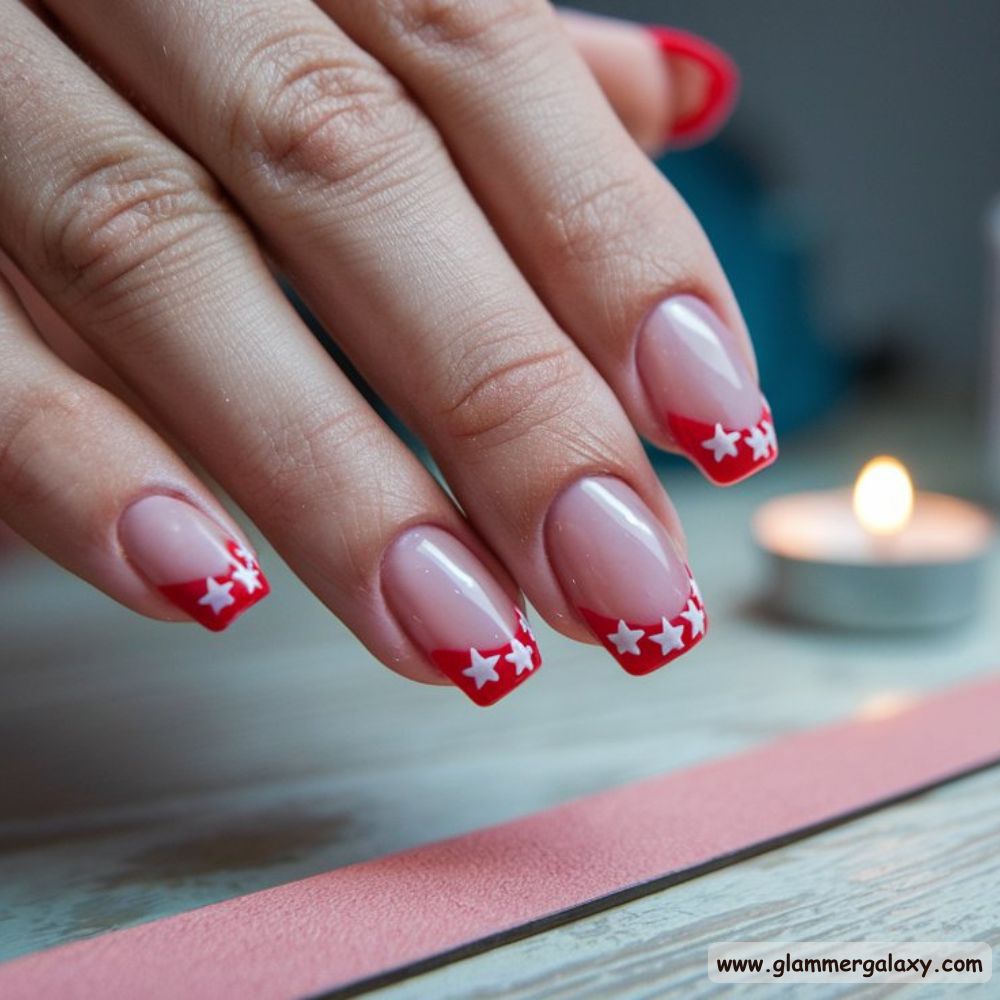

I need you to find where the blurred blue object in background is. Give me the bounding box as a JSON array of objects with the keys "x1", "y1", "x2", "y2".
[{"x1": 657, "y1": 143, "x2": 847, "y2": 454}]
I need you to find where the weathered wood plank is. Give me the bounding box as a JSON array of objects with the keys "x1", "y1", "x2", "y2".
[{"x1": 1, "y1": 396, "x2": 997, "y2": 972}]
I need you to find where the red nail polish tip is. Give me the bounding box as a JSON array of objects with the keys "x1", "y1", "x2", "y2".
[
  {"x1": 580, "y1": 576, "x2": 707, "y2": 676},
  {"x1": 646, "y1": 26, "x2": 740, "y2": 145},
  {"x1": 430, "y1": 611, "x2": 542, "y2": 707},
  {"x1": 668, "y1": 402, "x2": 778, "y2": 486},
  {"x1": 158, "y1": 540, "x2": 270, "y2": 632}
]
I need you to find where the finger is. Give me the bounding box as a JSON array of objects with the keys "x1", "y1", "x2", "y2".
[
  {"x1": 0, "y1": 1, "x2": 541, "y2": 705},
  {"x1": 51, "y1": 0, "x2": 707, "y2": 674},
  {"x1": 0, "y1": 249, "x2": 141, "y2": 412},
  {"x1": 558, "y1": 9, "x2": 740, "y2": 154},
  {"x1": 325, "y1": 1, "x2": 774, "y2": 487},
  {"x1": 0, "y1": 273, "x2": 270, "y2": 630}
]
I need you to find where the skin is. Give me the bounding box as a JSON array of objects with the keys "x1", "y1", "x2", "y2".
[{"x1": 0, "y1": 0, "x2": 755, "y2": 686}]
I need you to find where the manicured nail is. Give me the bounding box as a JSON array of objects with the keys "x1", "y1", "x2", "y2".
[
  {"x1": 382, "y1": 526, "x2": 541, "y2": 707},
  {"x1": 646, "y1": 26, "x2": 740, "y2": 146},
  {"x1": 636, "y1": 294, "x2": 777, "y2": 485},
  {"x1": 119, "y1": 495, "x2": 270, "y2": 632},
  {"x1": 545, "y1": 477, "x2": 705, "y2": 674}
]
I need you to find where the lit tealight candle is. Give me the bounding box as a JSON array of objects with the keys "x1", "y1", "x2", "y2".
[{"x1": 753, "y1": 456, "x2": 995, "y2": 628}]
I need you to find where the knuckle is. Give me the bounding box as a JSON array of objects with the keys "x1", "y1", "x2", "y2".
[
  {"x1": 381, "y1": 0, "x2": 545, "y2": 54},
  {"x1": 436, "y1": 334, "x2": 585, "y2": 449},
  {"x1": 40, "y1": 153, "x2": 227, "y2": 307},
  {"x1": 230, "y1": 30, "x2": 420, "y2": 197}
]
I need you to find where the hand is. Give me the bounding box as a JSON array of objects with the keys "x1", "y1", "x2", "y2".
[{"x1": 0, "y1": 1, "x2": 770, "y2": 705}]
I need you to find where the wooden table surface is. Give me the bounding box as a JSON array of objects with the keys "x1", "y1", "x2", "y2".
[{"x1": 2, "y1": 391, "x2": 998, "y2": 997}]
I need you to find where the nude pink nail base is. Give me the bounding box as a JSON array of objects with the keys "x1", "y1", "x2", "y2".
[
  {"x1": 545, "y1": 476, "x2": 699, "y2": 674},
  {"x1": 635, "y1": 295, "x2": 776, "y2": 485},
  {"x1": 158, "y1": 539, "x2": 270, "y2": 632},
  {"x1": 579, "y1": 568, "x2": 706, "y2": 675},
  {"x1": 668, "y1": 401, "x2": 777, "y2": 485},
  {"x1": 430, "y1": 609, "x2": 541, "y2": 707},
  {"x1": 381, "y1": 526, "x2": 542, "y2": 707}
]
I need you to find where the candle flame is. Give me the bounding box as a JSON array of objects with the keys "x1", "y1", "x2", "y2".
[{"x1": 852, "y1": 456, "x2": 914, "y2": 536}]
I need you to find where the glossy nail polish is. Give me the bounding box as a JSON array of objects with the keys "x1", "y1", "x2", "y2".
[
  {"x1": 636, "y1": 294, "x2": 777, "y2": 485},
  {"x1": 119, "y1": 495, "x2": 270, "y2": 631},
  {"x1": 545, "y1": 477, "x2": 706, "y2": 674},
  {"x1": 646, "y1": 26, "x2": 740, "y2": 146},
  {"x1": 382, "y1": 526, "x2": 540, "y2": 707}
]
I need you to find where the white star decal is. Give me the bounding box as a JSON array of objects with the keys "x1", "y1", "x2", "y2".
[
  {"x1": 650, "y1": 616, "x2": 685, "y2": 654},
  {"x1": 743, "y1": 424, "x2": 771, "y2": 461},
  {"x1": 231, "y1": 562, "x2": 263, "y2": 594},
  {"x1": 701, "y1": 422, "x2": 741, "y2": 463},
  {"x1": 607, "y1": 620, "x2": 644, "y2": 656},
  {"x1": 462, "y1": 648, "x2": 501, "y2": 689},
  {"x1": 679, "y1": 599, "x2": 706, "y2": 638},
  {"x1": 198, "y1": 577, "x2": 235, "y2": 615},
  {"x1": 761, "y1": 419, "x2": 777, "y2": 452},
  {"x1": 233, "y1": 544, "x2": 256, "y2": 567},
  {"x1": 504, "y1": 638, "x2": 534, "y2": 675},
  {"x1": 690, "y1": 576, "x2": 702, "y2": 604}
]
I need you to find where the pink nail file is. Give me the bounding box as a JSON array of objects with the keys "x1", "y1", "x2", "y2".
[{"x1": 4, "y1": 675, "x2": 1000, "y2": 999}]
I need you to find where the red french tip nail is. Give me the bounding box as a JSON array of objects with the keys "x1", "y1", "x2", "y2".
[
  {"x1": 579, "y1": 572, "x2": 707, "y2": 676},
  {"x1": 381, "y1": 527, "x2": 543, "y2": 708},
  {"x1": 119, "y1": 496, "x2": 270, "y2": 633},
  {"x1": 667, "y1": 403, "x2": 778, "y2": 486},
  {"x1": 646, "y1": 26, "x2": 741, "y2": 146},
  {"x1": 158, "y1": 540, "x2": 271, "y2": 632},
  {"x1": 429, "y1": 611, "x2": 542, "y2": 707}
]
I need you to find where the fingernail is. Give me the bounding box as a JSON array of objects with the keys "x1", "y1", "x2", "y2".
[
  {"x1": 382, "y1": 526, "x2": 541, "y2": 707},
  {"x1": 119, "y1": 495, "x2": 270, "y2": 632},
  {"x1": 545, "y1": 477, "x2": 705, "y2": 675},
  {"x1": 636, "y1": 294, "x2": 777, "y2": 485},
  {"x1": 646, "y1": 26, "x2": 740, "y2": 146}
]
